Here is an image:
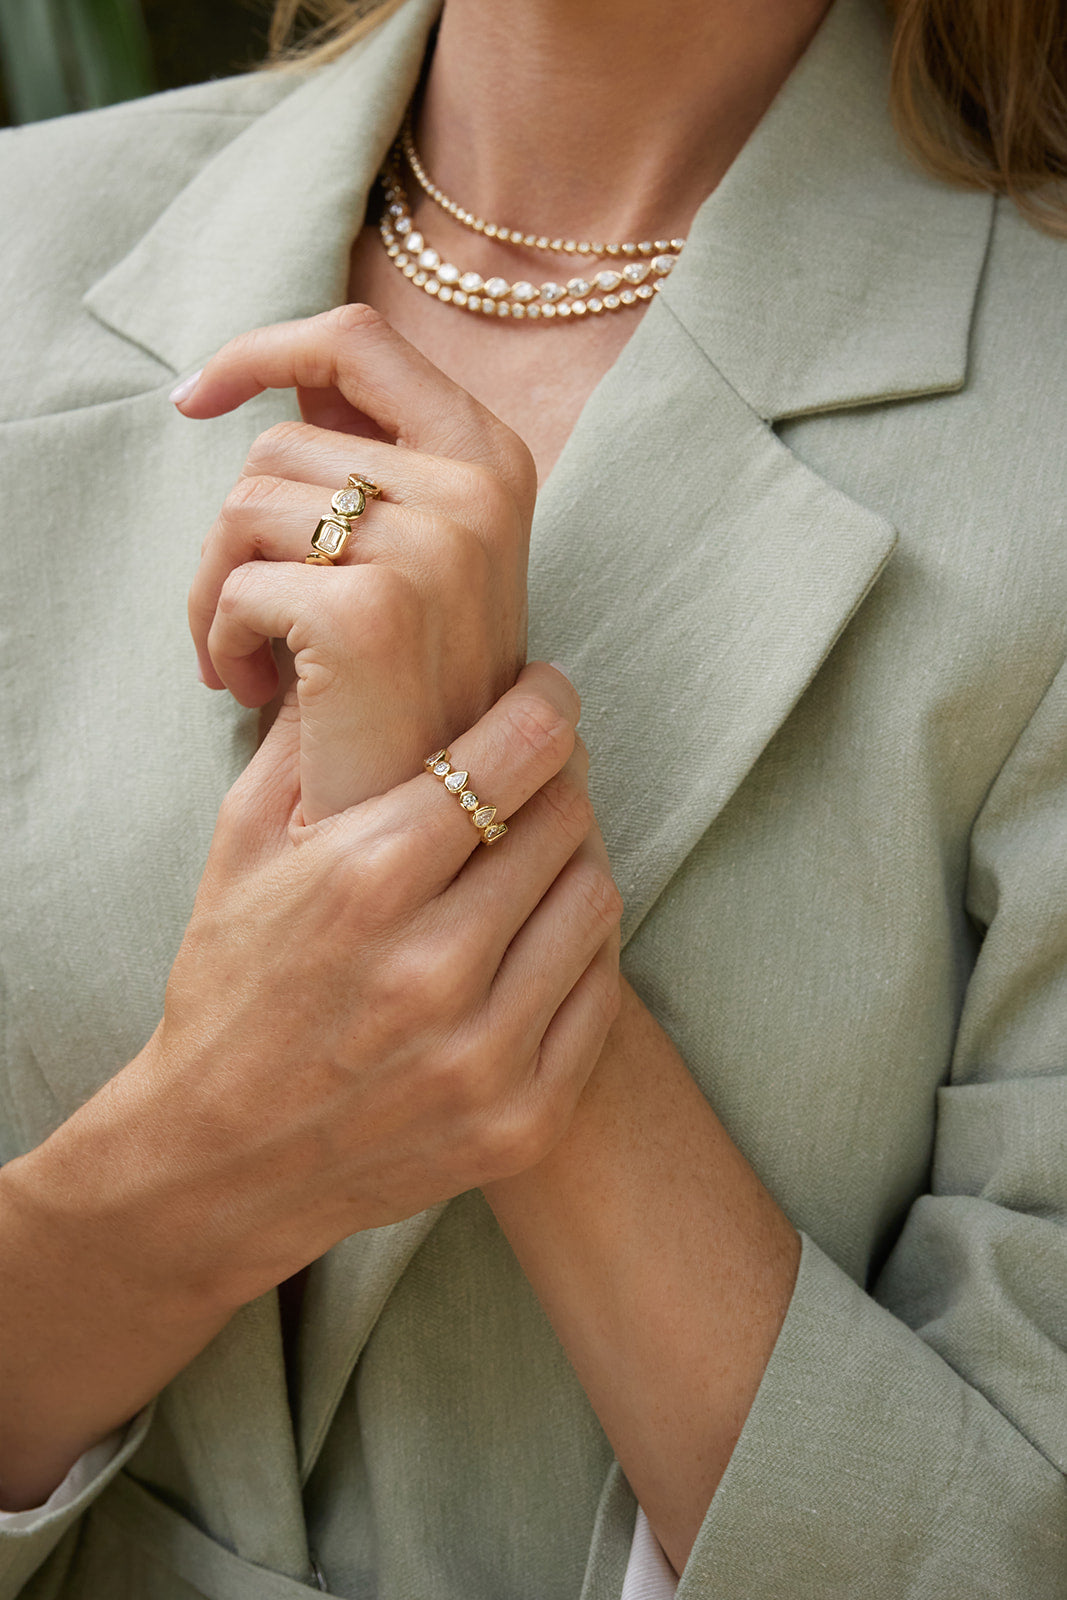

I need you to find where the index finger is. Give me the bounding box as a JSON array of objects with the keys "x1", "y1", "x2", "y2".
[{"x1": 169, "y1": 303, "x2": 534, "y2": 502}]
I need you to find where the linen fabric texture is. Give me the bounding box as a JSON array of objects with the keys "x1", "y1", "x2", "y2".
[{"x1": 1, "y1": 0, "x2": 1066, "y2": 1593}]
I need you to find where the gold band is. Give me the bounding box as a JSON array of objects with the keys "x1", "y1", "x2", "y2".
[
  {"x1": 305, "y1": 475, "x2": 382, "y2": 565},
  {"x1": 423, "y1": 750, "x2": 508, "y2": 844}
]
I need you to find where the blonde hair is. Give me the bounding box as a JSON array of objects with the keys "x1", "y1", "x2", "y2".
[{"x1": 267, "y1": 0, "x2": 1067, "y2": 235}]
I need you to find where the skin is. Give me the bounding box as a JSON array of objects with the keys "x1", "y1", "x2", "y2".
[{"x1": 0, "y1": 0, "x2": 825, "y2": 1573}]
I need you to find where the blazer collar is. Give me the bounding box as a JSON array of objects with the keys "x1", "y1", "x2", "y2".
[
  {"x1": 660, "y1": 0, "x2": 994, "y2": 420},
  {"x1": 84, "y1": 0, "x2": 992, "y2": 416}
]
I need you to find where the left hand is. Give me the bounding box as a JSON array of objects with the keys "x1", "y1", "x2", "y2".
[{"x1": 180, "y1": 304, "x2": 537, "y2": 821}]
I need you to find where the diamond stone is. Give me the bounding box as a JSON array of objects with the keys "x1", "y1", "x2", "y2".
[
  {"x1": 459, "y1": 272, "x2": 484, "y2": 293},
  {"x1": 540, "y1": 282, "x2": 566, "y2": 303},
  {"x1": 432, "y1": 761, "x2": 451, "y2": 777},
  {"x1": 510, "y1": 281, "x2": 538, "y2": 303},
  {"x1": 425, "y1": 279, "x2": 441, "y2": 295},
  {"x1": 587, "y1": 297, "x2": 603, "y2": 314},
  {"x1": 425, "y1": 750, "x2": 448, "y2": 768},
  {"x1": 395, "y1": 216, "x2": 412, "y2": 235},
  {"x1": 620, "y1": 288, "x2": 636, "y2": 305},
  {"x1": 594, "y1": 270, "x2": 622, "y2": 292},
  {"x1": 571, "y1": 300, "x2": 588, "y2": 316},
  {"x1": 636, "y1": 284, "x2": 654, "y2": 300},
  {"x1": 418, "y1": 247, "x2": 440, "y2": 270},
  {"x1": 453, "y1": 290, "x2": 468, "y2": 307},
  {"x1": 439, "y1": 285, "x2": 454, "y2": 302},
  {"x1": 331, "y1": 487, "x2": 365, "y2": 516},
  {"x1": 412, "y1": 271, "x2": 427, "y2": 287},
  {"x1": 444, "y1": 770, "x2": 469, "y2": 792},
  {"x1": 482, "y1": 823, "x2": 508, "y2": 844},
  {"x1": 406, "y1": 231, "x2": 424, "y2": 254},
  {"x1": 313, "y1": 519, "x2": 347, "y2": 556},
  {"x1": 651, "y1": 254, "x2": 676, "y2": 276},
  {"x1": 483, "y1": 277, "x2": 509, "y2": 299},
  {"x1": 467, "y1": 295, "x2": 482, "y2": 311},
  {"x1": 566, "y1": 278, "x2": 592, "y2": 297},
  {"x1": 437, "y1": 262, "x2": 460, "y2": 284},
  {"x1": 473, "y1": 805, "x2": 496, "y2": 828},
  {"x1": 622, "y1": 261, "x2": 650, "y2": 284},
  {"x1": 459, "y1": 791, "x2": 479, "y2": 810},
  {"x1": 604, "y1": 293, "x2": 620, "y2": 310}
]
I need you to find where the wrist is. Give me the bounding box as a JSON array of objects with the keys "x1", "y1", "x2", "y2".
[{"x1": 1, "y1": 1033, "x2": 250, "y2": 1325}]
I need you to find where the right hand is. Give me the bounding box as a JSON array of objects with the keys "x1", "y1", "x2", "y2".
[
  {"x1": 18, "y1": 663, "x2": 621, "y2": 1318},
  {"x1": 181, "y1": 304, "x2": 537, "y2": 823}
]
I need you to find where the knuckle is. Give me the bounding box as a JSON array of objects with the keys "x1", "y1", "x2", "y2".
[
  {"x1": 456, "y1": 460, "x2": 513, "y2": 522},
  {"x1": 229, "y1": 473, "x2": 290, "y2": 515},
  {"x1": 216, "y1": 772, "x2": 258, "y2": 841},
  {"x1": 349, "y1": 565, "x2": 420, "y2": 649},
  {"x1": 572, "y1": 862, "x2": 624, "y2": 929},
  {"x1": 499, "y1": 427, "x2": 538, "y2": 510},
  {"x1": 320, "y1": 833, "x2": 405, "y2": 936},
  {"x1": 329, "y1": 301, "x2": 387, "y2": 339},
  {"x1": 504, "y1": 694, "x2": 575, "y2": 769},
  {"x1": 430, "y1": 1037, "x2": 498, "y2": 1120},
  {"x1": 538, "y1": 771, "x2": 594, "y2": 842},
  {"x1": 216, "y1": 562, "x2": 256, "y2": 618},
  {"x1": 483, "y1": 1100, "x2": 551, "y2": 1179},
  {"x1": 405, "y1": 943, "x2": 465, "y2": 1020},
  {"x1": 244, "y1": 419, "x2": 307, "y2": 473},
  {"x1": 595, "y1": 966, "x2": 624, "y2": 1029}
]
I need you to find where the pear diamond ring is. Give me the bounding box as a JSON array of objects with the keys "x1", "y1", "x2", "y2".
[
  {"x1": 305, "y1": 474, "x2": 382, "y2": 565},
  {"x1": 424, "y1": 750, "x2": 508, "y2": 844}
]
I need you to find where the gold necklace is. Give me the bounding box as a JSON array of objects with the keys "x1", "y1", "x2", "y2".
[{"x1": 377, "y1": 118, "x2": 685, "y2": 323}]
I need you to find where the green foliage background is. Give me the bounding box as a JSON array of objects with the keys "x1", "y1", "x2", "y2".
[{"x1": 0, "y1": 0, "x2": 270, "y2": 126}]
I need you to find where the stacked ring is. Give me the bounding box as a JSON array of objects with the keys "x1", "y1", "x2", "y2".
[
  {"x1": 424, "y1": 749, "x2": 508, "y2": 843},
  {"x1": 305, "y1": 474, "x2": 382, "y2": 565}
]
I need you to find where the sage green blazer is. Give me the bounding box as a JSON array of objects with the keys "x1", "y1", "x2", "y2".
[{"x1": 1, "y1": 0, "x2": 1066, "y2": 1594}]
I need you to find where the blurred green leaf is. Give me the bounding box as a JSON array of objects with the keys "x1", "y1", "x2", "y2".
[{"x1": 0, "y1": 0, "x2": 155, "y2": 123}]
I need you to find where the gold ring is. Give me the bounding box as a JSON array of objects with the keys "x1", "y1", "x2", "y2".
[
  {"x1": 305, "y1": 474, "x2": 382, "y2": 565},
  {"x1": 424, "y1": 749, "x2": 508, "y2": 843}
]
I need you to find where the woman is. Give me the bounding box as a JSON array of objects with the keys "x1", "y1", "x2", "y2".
[{"x1": 0, "y1": 0, "x2": 1065, "y2": 1593}]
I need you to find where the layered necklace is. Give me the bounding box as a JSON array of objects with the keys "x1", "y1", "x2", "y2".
[{"x1": 377, "y1": 110, "x2": 685, "y2": 322}]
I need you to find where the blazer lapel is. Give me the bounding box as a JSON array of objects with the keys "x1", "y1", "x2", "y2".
[
  {"x1": 528, "y1": 300, "x2": 898, "y2": 945},
  {"x1": 529, "y1": 0, "x2": 993, "y2": 944},
  {"x1": 83, "y1": 0, "x2": 442, "y2": 375}
]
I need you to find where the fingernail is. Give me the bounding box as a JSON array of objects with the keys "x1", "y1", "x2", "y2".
[
  {"x1": 549, "y1": 661, "x2": 574, "y2": 686},
  {"x1": 169, "y1": 368, "x2": 202, "y2": 405},
  {"x1": 196, "y1": 660, "x2": 208, "y2": 685}
]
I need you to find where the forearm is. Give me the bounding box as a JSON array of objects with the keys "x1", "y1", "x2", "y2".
[
  {"x1": 0, "y1": 1044, "x2": 234, "y2": 1511},
  {"x1": 483, "y1": 979, "x2": 800, "y2": 1575}
]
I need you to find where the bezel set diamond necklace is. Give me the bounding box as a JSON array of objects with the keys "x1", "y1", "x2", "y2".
[{"x1": 378, "y1": 110, "x2": 685, "y2": 322}]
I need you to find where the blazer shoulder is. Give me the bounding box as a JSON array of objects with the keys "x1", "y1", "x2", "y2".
[
  {"x1": 0, "y1": 69, "x2": 299, "y2": 264},
  {"x1": 0, "y1": 70, "x2": 304, "y2": 418}
]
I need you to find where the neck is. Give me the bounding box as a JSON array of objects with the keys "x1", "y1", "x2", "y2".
[{"x1": 416, "y1": 0, "x2": 833, "y2": 247}]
